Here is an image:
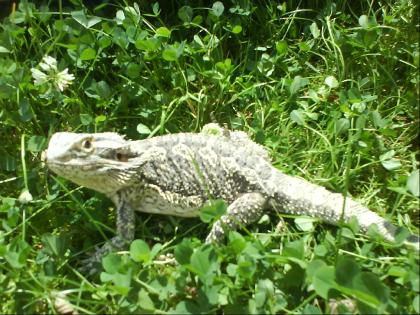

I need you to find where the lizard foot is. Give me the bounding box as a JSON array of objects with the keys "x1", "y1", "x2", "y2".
[{"x1": 78, "y1": 244, "x2": 106, "y2": 276}]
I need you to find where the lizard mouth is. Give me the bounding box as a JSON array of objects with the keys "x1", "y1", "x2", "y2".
[
  {"x1": 46, "y1": 160, "x2": 99, "y2": 170},
  {"x1": 43, "y1": 151, "x2": 74, "y2": 165}
]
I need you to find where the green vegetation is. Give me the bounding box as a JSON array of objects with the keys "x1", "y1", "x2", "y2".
[{"x1": 0, "y1": 0, "x2": 419, "y2": 313}]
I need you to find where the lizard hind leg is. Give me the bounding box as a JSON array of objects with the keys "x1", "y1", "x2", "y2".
[{"x1": 205, "y1": 192, "x2": 267, "y2": 243}]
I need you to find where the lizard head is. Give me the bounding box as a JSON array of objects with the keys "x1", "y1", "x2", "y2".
[{"x1": 44, "y1": 132, "x2": 136, "y2": 195}]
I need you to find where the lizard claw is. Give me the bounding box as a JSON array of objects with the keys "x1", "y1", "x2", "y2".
[
  {"x1": 79, "y1": 255, "x2": 102, "y2": 276},
  {"x1": 78, "y1": 241, "x2": 120, "y2": 276},
  {"x1": 78, "y1": 245, "x2": 107, "y2": 275}
]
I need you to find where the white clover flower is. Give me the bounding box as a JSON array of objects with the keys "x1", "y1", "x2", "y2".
[
  {"x1": 18, "y1": 189, "x2": 33, "y2": 204},
  {"x1": 39, "y1": 55, "x2": 58, "y2": 72},
  {"x1": 55, "y1": 68, "x2": 75, "y2": 91},
  {"x1": 31, "y1": 55, "x2": 75, "y2": 92},
  {"x1": 30, "y1": 68, "x2": 48, "y2": 85}
]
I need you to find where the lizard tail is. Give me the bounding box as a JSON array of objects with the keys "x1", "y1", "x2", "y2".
[{"x1": 269, "y1": 173, "x2": 419, "y2": 251}]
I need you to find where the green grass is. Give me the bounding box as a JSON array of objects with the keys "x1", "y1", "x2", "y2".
[{"x1": 0, "y1": 0, "x2": 419, "y2": 313}]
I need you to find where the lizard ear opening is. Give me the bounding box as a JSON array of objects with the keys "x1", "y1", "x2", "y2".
[{"x1": 116, "y1": 152, "x2": 129, "y2": 162}]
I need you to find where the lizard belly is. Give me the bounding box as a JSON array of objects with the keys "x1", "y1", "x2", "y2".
[{"x1": 128, "y1": 184, "x2": 204, "y2": 217}]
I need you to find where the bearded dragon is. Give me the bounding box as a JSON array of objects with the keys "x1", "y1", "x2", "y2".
[{"x1": 44, "y1": 124, "x2": 419, "y2": 270}]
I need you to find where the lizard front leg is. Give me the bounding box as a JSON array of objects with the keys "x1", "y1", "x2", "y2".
[
  {"x1": 205, "y1": 192, "x2": 267, "y2": 243},
  {"x1": 81, "y1": 197, "x2": 135, "y2": 274}
]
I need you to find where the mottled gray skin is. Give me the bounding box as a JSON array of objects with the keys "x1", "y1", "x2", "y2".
[{"x1": 44, "y1": 126, "x2": 419, "y2": 271}]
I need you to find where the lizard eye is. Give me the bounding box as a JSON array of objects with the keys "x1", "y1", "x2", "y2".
[{"x1": 81, "y1": 139, "x2": 93, "y2": 150}]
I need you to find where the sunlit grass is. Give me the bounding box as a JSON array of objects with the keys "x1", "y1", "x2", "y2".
[{"x1": 0, "y1": 0, "x2": 418, "y2": 313}]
